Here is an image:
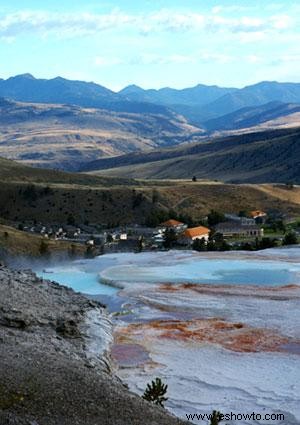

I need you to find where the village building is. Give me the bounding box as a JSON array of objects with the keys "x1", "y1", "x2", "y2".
[
  {"x1": 215, "y1": 223, "x2": 264, "y2": 238},
  {"x1": 159, "y1": 219, "x2": 187, "y2": 233},
  {"x1": 224, "y1": 214, "x2": 256, "y2": 226},
  {"x1": 180, "y1": 226, "x2": 210, "y2": 245},
  {"x1": 249, "y1": 210, "x2": 267, "y2": 220}
]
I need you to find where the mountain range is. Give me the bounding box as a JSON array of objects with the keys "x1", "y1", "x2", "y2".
[
  {"x1": 0, "y1": 74, "x2": 299, "y2": 182},
  {"x1": 1, "y1": 74, "x2": 300, "y2": 128}
]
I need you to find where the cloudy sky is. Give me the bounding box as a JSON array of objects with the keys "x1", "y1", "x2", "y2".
[{"x1": 1, "y1": 0, "x2": 300, "y2": 90}]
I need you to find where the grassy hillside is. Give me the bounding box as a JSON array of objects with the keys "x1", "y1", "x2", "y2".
[
  {"x1": 1, "y1": 157, "x2": 300, "y2": 231},
  {"x1": 204, "y1": 102, "x2": 300, "y2": 132},
  {"x1": 0, "y1": 224, "x2": 85, "y2": 257},
  {"x1": 87, "y1": 128, "x2": 300, "y2": 184},
  {"x1": 0, "y1": 157, "x2": 134, "y2": 186},
  {"x1": 1, "y1": 180, "x2": 300, "y2": 228},
  {"x1": 0, "y1": 98, "x2": 200, "y2": 171}
]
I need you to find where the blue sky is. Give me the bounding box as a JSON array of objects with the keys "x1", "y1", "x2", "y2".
[{"x1": 1, "y1": 1, "x2": 300, "y2": 90}]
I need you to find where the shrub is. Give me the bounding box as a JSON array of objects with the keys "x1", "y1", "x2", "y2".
[
  {"x1": 67, "y1": 213, "x2": 76, "y2": 226},
  {"x1": 282, "y1": 232, "x2": 298, "y2": 246},
  {"x1": 207, "y1": 210, "x2": 225, "y2": 226},
  {"x1": 142, "y1": 378, "x2": 168, "y2": 407},
  {"x1": 39, "y1": 240, "x2": 50, "y2": 257},
  {"x1": 210, "y1": 410, "x2": 223, "y2": 425},
  {"x1": 163, "y1": 228, "x2": 177, "y2": 249},
  {"x1": 22, "y1": 184, "x2": 38, "y2": 202},
  {"x1": 192, "y1": 237, "x2": 206, "y2": 251}
]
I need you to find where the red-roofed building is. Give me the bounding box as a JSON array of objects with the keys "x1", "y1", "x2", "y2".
[
  {"x1": 180, "y1": 226, "x2": 210, "y2": 245},
  {"x1": 159, "y1": 219, "x2": 187, "y2": 233},
  {"x1": 249, "y1": 210, "x2": 267, "y2": 219}
]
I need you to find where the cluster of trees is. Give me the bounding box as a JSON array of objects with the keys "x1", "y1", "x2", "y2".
[
  {"x1": 193, "y1": 232, "x2": 230, "y2": 252},
  {"x1": 22, "y1": 184, "x2": 54, "y2": 202},
  {"x1": 192, "y1": 231, "x2": 298, "y2": 253},
  {"x1": 207, "y1": 210, "x2": 226, "y2": 226}
]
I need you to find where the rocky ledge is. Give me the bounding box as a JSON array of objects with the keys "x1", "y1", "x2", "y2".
[{"x1": 0, "y1": 265, "x2": 188, "y2": 425}]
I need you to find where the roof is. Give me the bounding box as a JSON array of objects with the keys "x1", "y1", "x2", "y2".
[
  {"x1": 249, "y1": 210, "x2": 266, "y2": 218},
  {"x1": 216, "y1": 223, "x2": 261, "y2": 232},
  {"x1": 160, "y1": 219, "x2": 184, "y2": 227},
  {"x1": 184, "y1": 226, "x2": 210, "y2": 238}
]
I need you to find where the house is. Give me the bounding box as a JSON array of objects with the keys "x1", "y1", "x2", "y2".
[
  {"x1": 180, "y1": 226, "x2": 210, "y2": 245},
  {"x1": 224, "y1": 214, "x2": 255, "y2": 226},
  {"x1": 215, "y1": 223, "x2": 264, "y2": 238},
  {"x1": 249, "y1": 210, "x2": 267, "y2": 220},
  {"x1": 159, "y1": 219, "x2": 187, "y2": 233},
  {"x1": 152, "y1": 233, "x2": 164, "y2": 244}
]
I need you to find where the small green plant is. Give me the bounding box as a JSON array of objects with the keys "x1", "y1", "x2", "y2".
[
  {"x1": 282, "y1": 231, "x2": 298, "y2": 246},
  {"x1": 210, "y1": 410, "x2": 223, "y2": 425},
  {"x1": 39, "y1": 239, "x2": 50, "y2": 257},
  {"x1": 142, "y1": 377, "x2": 168, "y2": 407}
]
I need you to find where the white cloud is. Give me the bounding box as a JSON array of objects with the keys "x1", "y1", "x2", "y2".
[
  {"x1": 212, "y1": 6, "x2": 222, "y2": 15},
  {"x1": 270, "y1": 14, "x2": 293, "y2": 30},
  {"x1": 238, "y1": 32, "x2": 266, "y2": 43},
  {"x1": 0, "y1": 9, "x2": 297, "y2": 39},
  {"x1": 0, "y1": 35, "x2": 15, "y2": 44},
  {"x1": 198, "y1": 52, "x2": 234, "y2": 64},
  {"x1": 133, "y1": 53, "x2": 196, "y2": 66},
  {"x1": 94, "y1": 56, "x2": 123, "y2": 66},
  {"x1": 246, "y1": 55, "x2": 262, "y2": 64},
  {"x1": 0, "y1": 10, "x2": 136, "y2": 38}
]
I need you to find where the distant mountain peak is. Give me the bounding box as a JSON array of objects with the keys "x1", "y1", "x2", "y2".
[
  {"x1": 119, "y1": 84, "x2": 145, "y2": 94},
  {"x1": 10, "y1": 73, "x2": 36, "y2": 80},
  {"x1": 51, "y1": 76, "x2": 67, "y2": 82}
]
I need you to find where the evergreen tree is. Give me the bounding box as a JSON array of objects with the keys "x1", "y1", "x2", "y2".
[
  {"x1": 210, "y1": 410, "x2": 223, "y2": 425},
  {"x1": 282, "y1": 232, "x2": 298, "y2": 245},
  {"x1": 163, "y1": 228, "x2": 177, "y2": 248},
  {"x1": 192, "y1": 237, "x2": 207, "y2": 251},
  {"x1": 39, "y1": 240, "x2": 50, "y2": 258},
  {"x1": 143, "y1": 378, "x2": 168, "y2": 407}
]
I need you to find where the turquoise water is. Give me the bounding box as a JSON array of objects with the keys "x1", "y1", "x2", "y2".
[
  {"x1": 36, "y1": 249, "x2": 300, "y2": 295},
  {"x1": 38, "y1": 268, "x2": 118, "y2": 295},
  {"x1": 104, "y1": 258, "x2": 299, "y2": 286}
]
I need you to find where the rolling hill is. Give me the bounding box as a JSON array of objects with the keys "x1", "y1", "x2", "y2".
[
  {"x1": 85, "y1": 127, "x2": 300, "y2": 184},
  {"x1": 0, "y1": 156, "x2": 135, "y2": 186},
  {"x1": 0, "y1": 98, "x2": 201, "y2": 171},
  {"x1": 204, "y1": 102, "x2": 300, "y2": 132},
  {"x1": 1, "y1": 157, "x2": 300, "y2": 229}
]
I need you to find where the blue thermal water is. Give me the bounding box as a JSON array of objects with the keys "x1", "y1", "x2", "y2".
[
  {"x1": 38, "y1": 268, "x2": 117, "y2": 295},
  {"x1": 103, "y1": 258, "x2": 299, "y2": 286}
]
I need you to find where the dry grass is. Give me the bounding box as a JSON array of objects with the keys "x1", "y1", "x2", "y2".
[
  {"x1": 0, "y1": 224, "x2": 85, "y2": 257},
  {"x1": 254, "y1": 184, "x2": 300, "y2": 205}
]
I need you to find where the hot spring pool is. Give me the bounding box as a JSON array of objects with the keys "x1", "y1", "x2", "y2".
[{"x1": 37, "y1": 267, "x2": 118, "y2": 296}]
